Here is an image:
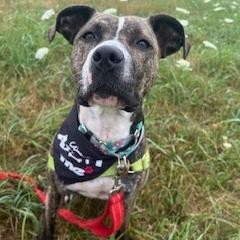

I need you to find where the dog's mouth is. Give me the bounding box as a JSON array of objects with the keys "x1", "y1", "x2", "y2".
[
  {"x1": 90, "y1": 94, "x2": 121, "y2": 107},
  {"x1": 78, "y1": 82, "x2": 139, "y2": 111}
]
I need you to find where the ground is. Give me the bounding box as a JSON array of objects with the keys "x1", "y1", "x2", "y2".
[{"x1": 0, "y1": 0, "x2": 240, "y2": 239}]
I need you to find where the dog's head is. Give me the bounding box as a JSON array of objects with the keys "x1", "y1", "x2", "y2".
[{"x1": 49, "y1": 6, "x2": 190, "y2": 111}]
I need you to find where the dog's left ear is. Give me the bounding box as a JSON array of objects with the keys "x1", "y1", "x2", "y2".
[
  {"x1": 48, "y1": 5, "x2": 96, "y2": 44},
  {"x1": 149, "y1": 14, "x2": 190, "y2": 59}
]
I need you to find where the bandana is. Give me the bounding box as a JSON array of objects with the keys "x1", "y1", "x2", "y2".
[{"x1": 51, "y1": 103, "x2": 144, "y2": 185}]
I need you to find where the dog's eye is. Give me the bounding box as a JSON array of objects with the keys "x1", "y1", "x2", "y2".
[
  {"x1": 82, "y1": 32, "x2": 96, "y2": 42},
  {"x1": 136, "y1": 39, "x2": 151, "y2": 49}
]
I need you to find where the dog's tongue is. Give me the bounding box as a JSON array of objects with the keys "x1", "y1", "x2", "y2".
[{"x1": 92, "y1": 94, "x2": 118, "y2": 107}]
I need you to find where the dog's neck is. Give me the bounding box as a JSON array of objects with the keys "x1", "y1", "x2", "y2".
[{"x1": 78, "y1": 105, "x2": 133, "y2": 142}]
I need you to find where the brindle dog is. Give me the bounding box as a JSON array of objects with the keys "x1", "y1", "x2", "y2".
[{"x1": 38, "y1": 5, "x2": 190, "y2": 240}]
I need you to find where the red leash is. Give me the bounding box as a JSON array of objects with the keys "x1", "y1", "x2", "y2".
[{"x1": 0, "y1": 171, "x2": 124, "y2": 238}]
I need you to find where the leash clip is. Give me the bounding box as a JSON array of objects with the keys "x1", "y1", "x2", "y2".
[
  {"x1": 116, "y1": 155, "x2": 134, "y2": 175},
  {"x1": 110, "y1": 155, "x2": 135, "y2": 195},
  {"x1": 110, "y1": 177, "x2": 123, "y2": 195},
  {"x1": 110, "y1": 155, "x2": 132, "y2": 195}
]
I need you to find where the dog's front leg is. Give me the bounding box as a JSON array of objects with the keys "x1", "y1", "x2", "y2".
[
  {"x1": 116, "y1": 170, "x2": 149, "y2": 240},
  {"x1": 38, "y1": 172, "x2": 61, "y2": 240},
  {"x1": 116, "y1": 192, "x2": 137, "y2": 240}
]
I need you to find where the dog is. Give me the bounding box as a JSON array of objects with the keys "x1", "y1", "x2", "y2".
[{"x1": 38, "y1": 5, "x2": 190, "y2": 240}]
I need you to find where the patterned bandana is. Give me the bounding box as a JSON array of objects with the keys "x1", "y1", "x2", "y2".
[{"x1": 51, "y1": 102, "x2": 144, "y2": 185}]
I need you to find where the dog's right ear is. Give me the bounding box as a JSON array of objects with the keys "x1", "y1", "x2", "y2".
[{"x1": 48, "y1": 5, "x2": 96, "y2": 44}]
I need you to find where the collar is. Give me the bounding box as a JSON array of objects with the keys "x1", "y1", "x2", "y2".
[{"x1": 78, "y1": 121, "x2": 144, "y2": 159}]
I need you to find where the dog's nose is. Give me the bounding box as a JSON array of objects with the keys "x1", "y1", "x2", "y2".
[{"x1": 92, "y1": 46, "x2": 124, "y2": 71}]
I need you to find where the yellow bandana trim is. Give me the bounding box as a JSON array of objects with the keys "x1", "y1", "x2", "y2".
[
  {"x1": 47, "y1": 150, "x2": 150, "y2": 176},
  {"x1": 47, "y1": 154, "x2": 55, "y2": 171}
]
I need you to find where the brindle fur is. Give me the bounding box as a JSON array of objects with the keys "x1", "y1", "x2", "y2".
[{"x1": 38, "y1": 5, "x2": 190, "y2": 240}]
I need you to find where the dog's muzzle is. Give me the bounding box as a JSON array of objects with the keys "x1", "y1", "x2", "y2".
[{"x1": 78, "y1": 42, "x2": 138, "y2": 111}]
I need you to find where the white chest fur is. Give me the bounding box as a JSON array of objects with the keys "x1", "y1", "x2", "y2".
[
  {"x1": 65, "y1": 104, "x2": 132, "y2": 200},
  {"x1": 78, "y1": 105, "x2": 132, "y2": 142},
  {"x1": 66, "y1": 177, "x2": 114, "y2": 200}
]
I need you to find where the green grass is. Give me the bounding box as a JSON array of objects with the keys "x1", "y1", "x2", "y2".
[{"x1": 0, "y1": 0, "x2": 240, "y2": 239}]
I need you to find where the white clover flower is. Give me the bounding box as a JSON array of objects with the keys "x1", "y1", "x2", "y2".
[
  {"x1": 203, "y1": 16, "x2": 208, "y2": 20},
  {"x1": 120, "y1": 0, "x2": 128, "y2": 1},
  {"x1": 175, "y1": 7, "x2": 190, "y2": 14},
  {"x1": 223, "y1": 142, "x2": 232, "y2": 149},
  {"x1": 179, "y1": 20, "x2": 189, "y2": 27},
  {"x1": 214, "y1": 7, "x2": 225, "y2": 11},
  {"x1": 224, "y1": 18, "x2": 234, "y2": 23},
  {"x1": 213, "y1": 2, "x2": 220, "y2": 7},
  {"x1": 231, "y1": 5, "x2": 237, "y2": 9},
  {"x1": 176, "y1": 59, "x2": 192, "y2": 71},
  {"x1": 204, "y1": 0, "x2": 211, "y2": 3},
  {"x1": 203, "y1": 40, "x2": 218, "y2": 50},
  {"x1": 35, "y1": 47, "x2": 49, "y2": 60},
  {"x1": 103, "y1": 8, "x2": 118, "y2": 15},
  {"x1": 41, "y1": 9, "x2": 55, "y2": 21},
  {"x1": 222, "y1": 136, "x2": 228, "y2": 141},
  {"x1": 232, "y1": 1, "x2": 239, "y2": 5}
]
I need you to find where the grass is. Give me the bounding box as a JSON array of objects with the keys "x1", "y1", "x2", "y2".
[{"x1": 0, "y1": 0, "x2": 240, "y2": 239}]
